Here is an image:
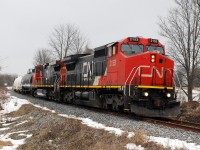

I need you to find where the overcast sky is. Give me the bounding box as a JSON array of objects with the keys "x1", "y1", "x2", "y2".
[{"x1": 0, "y1": 0, "x2": 175, "y2": 75}]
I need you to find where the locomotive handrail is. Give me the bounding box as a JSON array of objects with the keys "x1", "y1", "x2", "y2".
[
  {"x1": 124, "y1": 67, "x2": 136, "y2": 86},
  {"x1": 128, "y1": 67, "x2": 140, "y2": 96},
  {"x1": 124, "y1": 67, "x2": 136, "y2": 95}
]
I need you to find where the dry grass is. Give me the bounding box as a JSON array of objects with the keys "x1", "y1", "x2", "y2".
[
  {"x1": 0, "y1": 140, "x2": 13, "y2": 148},
  {"x1": 18, "y1": 118, "x2": 129, "y2": 150},
  {"x1": 0, "y1": 88, "x2": 9, "y2": 100},
  {"x1": 7, "y1": 104, "x2": 39, "y2": 117},
  {"x1": 0, "y1": 88, "x2": 9, "y2": 111},
  {"x1": 0, "y1": 103, "x2": 188, "y2": 150},
  {"x1": 130, "y1": 130, "x2": 171, "y2": 150},
  {"x1": 178, "y1": 101, "x2": 200, "y2": 123},
  {"x1": 132, "y1": 130, "x2": 149, "y2": 145},
  {"x1": 9, "y1": 133, "x2": 27, "y2": 140},
  {"x1": 11, "y1": 104, "x2": 128, "y2": 150}
]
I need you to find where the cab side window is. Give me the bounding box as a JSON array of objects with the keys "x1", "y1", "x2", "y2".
[
  {"x1": 113, "y1": 46, "x2": 117, "y2": 55},
  {"x1": 108, "y1": 47, "x2": 112, "y2": 57},
  {"x1": 107, "y1": 46, "x2": 117, "y2": 57}
]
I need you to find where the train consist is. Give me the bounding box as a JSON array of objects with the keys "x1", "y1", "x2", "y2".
[{"x1": 13, "y1": 37, "x2": 180, "y2": 118}]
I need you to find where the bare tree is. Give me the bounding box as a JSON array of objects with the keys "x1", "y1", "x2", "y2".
[
  {"x1": 33, "y1": 49, "x2": 54, "y2": 66},
  {"x1": 158, "y1": 0, "x2": 200, "y2": 101},
  {"x1": 83, "y1": 44, "x2": 94, "y2": 54},
  {"x1": 174, "y1": 65, "x2": 185, "y2": 87},
  {"x1": 69, "y1": 30, "x2": 88, "y2": 55},
  {"x1": 49, "y1": 24, "x2": 78, "y2": 59}
]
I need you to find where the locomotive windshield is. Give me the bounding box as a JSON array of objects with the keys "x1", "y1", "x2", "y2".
[
  {"x1": 146, "y1": 46, "x2": 164, "y2": 54},
  {"x1": 121, "y1": 44, "x2": 144, "y2": 56}
]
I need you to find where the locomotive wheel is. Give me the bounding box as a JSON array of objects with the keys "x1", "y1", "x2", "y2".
[
  {"x1": 49, "y1": 91, "x2": 54, "y2": 100},
  {"x1": 66, "y1": 92, "x2": 73, "y2": 103},
  {"x1": 46, "y1": 92, "x2": 51, "y2": 100},
  {"x1": 32, "y1": 90, "x2": 37, "y2": 97},
  {"x1": 112, "y1": 101, "x2": 118, "y2": 111},
  {"x1": 31, "y1": 91, "x2": 34, "y2": 97},
  {"x1": 112, "y1": 101, "x2": 124, "y2": 113},
  {"x1": 117, "y1": 105, "x2": 124, "y2": 113},
  {"x1": 102, "y1": 99, "x2": 107, "y2": 109}
]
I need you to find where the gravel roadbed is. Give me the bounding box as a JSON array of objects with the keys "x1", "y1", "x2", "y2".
[{"x1": 10, "y1": 91, "x2": 200, "y2": 144}]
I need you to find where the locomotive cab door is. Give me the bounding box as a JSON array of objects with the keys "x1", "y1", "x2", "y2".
[{"x1": 106, "y1": 43, "x2": 119, "y2": 85}]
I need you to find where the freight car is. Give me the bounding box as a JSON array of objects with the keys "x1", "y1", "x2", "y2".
[{"x1": 14, "y1": 37, "x2": 180, "y2": 118}]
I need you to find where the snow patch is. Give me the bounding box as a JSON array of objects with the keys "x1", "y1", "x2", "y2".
[
  {"x1": 0, "y1": 127, "x2": 9, "y2": 131},
  {"x1": 58, "y1": 114, "x2": 124, "y2": 136},
  {"x1": 150, "y1": 136, "x2": 200, "y2": 150},
  {"x1": 125, "y1": 143, "x2": 144, "y2": 150},
  {"x1": 0, "y1": 130, "x2": 32, "y2": 150},
  {"x1": 6, "y1": 87, "x2": 12, "y2": 90},
  {"x1": 0, "y1": 96, "x2": 30, "y2": 114},
  {"x1": 2, "y1": 122, "x2": 15, "y2": 127},
  {"x1": 127, "y1": 132, "x2": 135, "y2": 138},
  {"x1": 34, "y1": 104, "x2": 56, "y2": 113},
  {"x1": 14, "y1": 120, "x2": 28, "y2": 127}
]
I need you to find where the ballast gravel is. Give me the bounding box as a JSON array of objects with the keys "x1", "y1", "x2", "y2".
[{"x1": 11, "y1": 91, "x2": 200, "y2": 145}]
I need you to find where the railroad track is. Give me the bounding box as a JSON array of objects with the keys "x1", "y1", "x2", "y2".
[
  {"x1": 143, "y1": 118, "x2": 200, "y2": 133},
  {"x1": 11, "y1": 91, "x2": 200, "y2": 133}
]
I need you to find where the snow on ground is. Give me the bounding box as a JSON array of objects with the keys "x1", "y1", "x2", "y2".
[
  {"x1": 0, "y1": 94, "x2": 31, "y2": 150},
  {"x1": 150, "y1": 136, "x2": 200, "y2": 150},
  {"x1": 125, "y1": 143, "x2": 144, "y2": 150},
  {"x1": 0, "y1": 130, "x2": 32, "y2": 150},
  {"x1": 33, "y1": 104, "x2": 56, "y2": 113},
  {"x1": 59, "y1": 114, "x2": 124, "y2": 136},
  {"x1": 1, "y1": 94, "x2": 200, "y2": 150},
  {"x1": 6, "y1": 87, "x2": 12, "y2": 90},
  {"x1": 0, "y1": 127, "x2": 9, "y2": 131},
  {"x1": 14, "y1": 120, "x2": 28, "y2": 127},
  {"x1": 0, "y1": 94, "x2": 30, "y2": 114}
]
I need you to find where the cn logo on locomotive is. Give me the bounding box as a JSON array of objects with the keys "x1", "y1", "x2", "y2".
[{"x1": 138, "y1": 65, "x2": 165, "y2": 78}]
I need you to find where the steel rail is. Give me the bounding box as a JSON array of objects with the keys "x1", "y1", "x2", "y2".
[{"x1": 143, "y1": 118, "x2": 200, "y2": 133}]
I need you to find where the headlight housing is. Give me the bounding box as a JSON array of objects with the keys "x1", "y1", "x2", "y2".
[
  {"x1": 166, "y1": 93, "x2": 171, "y2": 98},
  {"x1": 143, "y1": 92, "x2": 149, "y2": 97},
  {"x1": 151, "y1": 54, "x2": 156, "y2": 63}
]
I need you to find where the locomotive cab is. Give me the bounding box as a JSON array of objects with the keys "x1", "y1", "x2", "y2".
[{"x1": 101, "y1": 37, "x2": 180, "y2": 117}]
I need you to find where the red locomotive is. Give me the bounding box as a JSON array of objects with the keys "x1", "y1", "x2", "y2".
[{"x1": 14, "y1": 37, "x2": 180, "y2": 118}]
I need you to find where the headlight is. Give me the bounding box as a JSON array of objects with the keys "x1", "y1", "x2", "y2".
[
  {"x1": 166, "y1": 93, "x2": 171, "y2": 98},
  {"x1": 151, "y1": 55, "x2": 156, "y2": 62},
  {"x1": 144, "y1": 92, "x2": 149, "y2": 97},
  {"x1": 151, "y1": 58, "x2": 155, "y2": 62}
]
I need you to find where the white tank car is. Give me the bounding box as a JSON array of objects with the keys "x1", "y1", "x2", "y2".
[{"x1": 13, "y1": 76, "x2": 23, "y2": 92}]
